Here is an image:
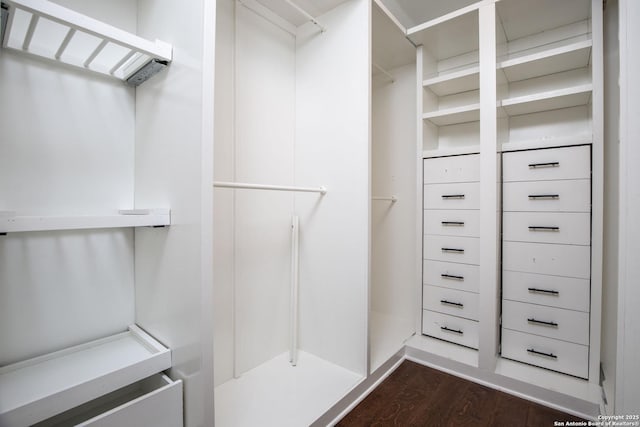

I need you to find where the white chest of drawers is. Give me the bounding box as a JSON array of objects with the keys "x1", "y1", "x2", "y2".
[
  {"x1": 422, "y1": 154, "x2": 480, "y2": 349},
  {"x1": 501, "y1": 145, "x2": 592, "y2": 378}
]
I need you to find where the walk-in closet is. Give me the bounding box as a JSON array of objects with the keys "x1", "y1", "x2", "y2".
[{"x1": 2, "y1": 0, "x2": 639, "y2": 426}]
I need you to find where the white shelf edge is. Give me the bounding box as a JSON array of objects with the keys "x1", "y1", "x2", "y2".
[
  {"x1": 0, "y1": 324, "x2": 171, "y2": 427},
  {"x1": 0, "y1": 209, "x2": 170, "y2": 233},
  {"x1": 498, "y1": 39, "x2": 592, "y2": 70},
  {"x1": 423, "y1": 65, "x2": 479, "y2": 87},
  {"x1": 406, "y1": 1, "x2": 485, "y2": 37},
  {"x1": 500, "y1": 135, "x2": 593, "y2": 152},
  {"x1": 422, "y1": 103, "x2": 480, "y2": 126},
  {"x1": 500, "y1": 83, "x2": 593, "y2": 117},
  {"x1": 423, "y1": 146, "x2": 480, "y2": 158}
]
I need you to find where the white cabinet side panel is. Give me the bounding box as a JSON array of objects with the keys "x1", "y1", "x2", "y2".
[{"x1": 295, "y1": 0, "x2": 370, "y2": 375}]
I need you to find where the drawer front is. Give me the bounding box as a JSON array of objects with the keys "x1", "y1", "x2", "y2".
[
  {"x1": 424, "y1": 235, "x2": 480, "y2": 265},
  {"x1": 424, "y1": 154, "x2": 480, "y2": 184},
  {"x1": 423, "y1": 285, "x2": 479, "y2": 321},
  {"x1": 503, "y1": 212, "x2": 590, "y2": 245},
  {"x1": 502, "y1": 300, "x2": 589, "y2": 345},
  {"x1": 501, "y1": 329, "x2": 589, "y2": 378},
  {"x1": 503, "y1": 241, "x2": 591, "y2": 279},
  {"x1": 422, "y1": 310, "x2": 479, "y2": 349},
  {"x1": 424, "y1": 210, "x2": 480, "y2": 237},
  {"x1": 423, "y1": 260, "x2": 480, "y2": 293},
  {"x1": 424, "y1": 183, "x2": 480, "y2": 210},
  {"x1": 503, "y1": 180, "x2": 590, "y2": 212},
  {"x1": 503, "y1": 271, "x2": 590, "y2": 312},
  {"x1": 503, "y1": 145, "x2": 591, "y2": 182}
]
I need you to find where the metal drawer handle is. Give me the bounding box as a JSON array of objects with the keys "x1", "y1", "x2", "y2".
[
  {"x1": 528, "y1": 287, "x2": 559, "y2": 296},
  {"x1": 440, "y1": 300, "x2": 464, "y2": 308},
  {"x1": 527, "y1": 348, "x2": 557, "y2": 359},
  {"x1": 442, "y1": 194, "x2": 465, "y2": 199},
  {"x1": 528, "y1": 226, "x2": 560, "y2": 232},
  {"x1": 527, "y1": 318, "x2": 558, "y2": 327},
  {"x1": 442, "y1": 247, "x2": 464, "y2": 253},
  {"x1": 528, "y1": 162, "x2": 559, "y2": 169},
  {"x1": 442, "y1": 221, "x2": 465, "y2": 226},
  {"x1": 441, "y1": 326, "x2": 463, "y2": 335},
  {"x1": 441, "y1": 274, "x2": 464, "y2": 281},
  {"x1": 528, "y1": 194, "x2": 559, "y2": 200}
]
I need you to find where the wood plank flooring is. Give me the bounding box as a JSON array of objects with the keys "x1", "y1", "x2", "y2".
[{"x1": 337, "y1": 360, "x2": 586, "y2": 427}]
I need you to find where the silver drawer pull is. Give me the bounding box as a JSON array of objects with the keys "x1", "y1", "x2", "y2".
[
  {"x1": 441, "y1": 247, "x2": 464, "y2": 253},
  {"x1": 441, "y1": 326, "x2": 463, "y2": 335},
  {"x1": 441, "y1": 273, "x2": 464, "y2": 281},
  {"x1": 528, "y1": 194, "x2": 559, "y2": 200},
  {"x1": 528, "y1": 226, "x2": 560, "y2": 232},
  {"x1": 442, "y1": 221, "x2": 464, "y2": 226},
  {"x1": 527, "y1": 348, "x2": 557, "y2": 359},
  {"x1": 528, "y1": 162, "x2": 559, "y2": 169},
  {"x1": 527, "y1": 287, "x2": 559, "y2": 296},
  {"x1": 527, "y1": 318, "x2": 558, "y2": 327},
  {"x1": 440, "y1": 299, "x2": 464, "y2": 308},
  {"x1": 442, "y1": 194, "x2": 465, "y2": 199}
]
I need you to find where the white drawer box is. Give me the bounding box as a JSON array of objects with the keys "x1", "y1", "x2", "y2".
[
  {"x1": 423, "y1": 285, "x2": 479, "y2": 321},
  {"x1": 503, "y1": 241, "x2": 591, "y2": 279},
  {"x1": 503, "y1": 180, "x2": 590, "y2": 212},
  {"x1": 424, "y1": 210, "x2": 480, "y2": 238},
  {"x1": 424, "y1": 235, "x2": 480, "y2": 265},
  {"x1": 423, "y1": 260, "x2": 480, "y2": 293},
  {"x1": 503, "y1": 212, "x2": 590, "y2": 245},
  {"x1": 502, "y1": 300, "x2": 589, "y2": 345},
  {"x1": 501, "y1": 329, "x2": 589, "y2": 379},
  {"x1": 503, "y1": 145, "x2": 591, "y2": 182},
  {"x1": 35, "y1": 374, "x2": 183, "y2": 427},
  {"x1": 422, "y1": 310, "x2": 479, "y2": 349},
  {"x1": 503, "y1": 271, "x2": 590, "y2": 312},
  {"x1": 423, "y1": 154, "x2": 480, "y2": 184},
  {"x1": 424, "y1": 183, "x2": 480, "y2": 210}
]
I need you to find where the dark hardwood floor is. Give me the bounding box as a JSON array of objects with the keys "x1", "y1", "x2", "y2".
[{"x1": 337, "y1": 360, "x2": 586, "y2": 427}]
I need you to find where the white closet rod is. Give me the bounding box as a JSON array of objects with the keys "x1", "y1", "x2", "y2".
[
  {"x1": 214, "y1": 181, "x2": 327, "y2": 195},
  {"x1": 372, "y1": 195, "x2": 397, "y2": 202},
  {"x1": 283, "y1": 0, "x2": 326, "y2": 32},
  {"x1": 373, "y1": 63, "x2": 395, "y2": 82}
]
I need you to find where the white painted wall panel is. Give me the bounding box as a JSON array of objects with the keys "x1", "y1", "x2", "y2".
[{"x1": 295, "y1": 0, "x2": 370, "y2": 375}]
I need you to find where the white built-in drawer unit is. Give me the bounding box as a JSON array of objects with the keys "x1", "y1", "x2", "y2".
[
  {"x1": 423, "y1": 154, "x2": 480, "y2": 183},
  {"x1": 423, "y1": 285, "x2": 479, "y2": 321},
  {"x1": 422, "y1": 310, "x2": 479, "y2": 349},
  {"x1": 424, "y1": 235, "x2": 480, "y2": 265},
  {"x1": 501, "y1": 329, "x2": 589, "y2": 379},
  {"x1": 423, "y1": 260, "x2": 480, "y2": 293},
  {"x1": 423, "y1": 182, "x2": 481, "y2": 210},
  {"x1": 424, "y1": 210, "x2": 480, "y2": 237},
  {"x1": 501, "y1": 145, "x2": 592, "y2": 378},
  {"x1": 423, "y1": 154, "x2": 480, "y2": 348}
]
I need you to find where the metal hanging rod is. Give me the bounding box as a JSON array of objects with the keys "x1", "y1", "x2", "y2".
[
  {"x1": 372, "y1": 196, "x2": 398, "y2": 202},
  {"x1": 373, "y1": 63, "x2": 395, "y2": 82},
  {"x1": 283, "y1": 0, "x2": 326, "y2": 32},
  {"x1": 214, "y1": 181, "x2": 327, "y2": 195}
]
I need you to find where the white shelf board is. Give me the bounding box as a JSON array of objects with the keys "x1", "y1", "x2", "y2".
[
  {"x1": 500, "y1": 84, "x2": 592, "y2": 117},
  {"x1": 423, "y1": 103, "x2": 480, "y2": 126},
  {"x1": 0, "y1": 325, "x2": 171, "y2": 427},
  {"x1": 499, "y1": 39, "x2": 592, "y2": 83},
  {"x1": 423, "y1": 146, "x2": 480, "y2": 158},
  {"x1": 423, "y1": 65, "x2": 479, "y2": 96},
  {"x1": 1, "y1": 0, "x2": 172, "y2": 83},
  {"x1": 0, "y1": 209, "x2": 170, "y2": 233},
  {"x1": 501, "y1": 135, "x2": 593, "y2": 153}
]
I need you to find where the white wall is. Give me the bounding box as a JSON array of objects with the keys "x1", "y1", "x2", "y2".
[
  {"x1": 616, "y1": 0, "x2": 640, "y2": 415},
  {"x1": 133, "y1": 0, "x2": 215, "y2": 425},
  {"x1": 295, "y1": 0, "x2": 370, "y2": 375},
  {"x1": 0, "y1": 0, "x2": 136, "y2": 365},
  {"x1": 370, "y1": 63, "x2": 417, "y2": 372}
]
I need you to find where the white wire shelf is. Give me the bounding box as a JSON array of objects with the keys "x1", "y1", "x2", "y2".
[{"x1": 0, "y1": 0, "x2": 172, "y2": 85}]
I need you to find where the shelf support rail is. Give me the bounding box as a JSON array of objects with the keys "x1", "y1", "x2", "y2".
[
  {"x1": 372, "y1": 195, "x2": 398, "y2": 202},
  {"x1": 289, "y1": 216, "x2": 300, "y2": 366},
  {"x1": 283, "y1": 0, "x2": 326, "y2": 33},
  {"x1": 214, "y1": 181, "x2": 327, "y2": 195},
  {"x1": 373, "y1": 63, "x2": 395, "y2": 82}
]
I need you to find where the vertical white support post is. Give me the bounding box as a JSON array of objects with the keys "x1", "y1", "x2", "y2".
[
  {"x1": 478, "y1": 2, "x2": 498, "y2": 372},
  {"x1": 289, "y1": 215, "x2": 300, "y2": 366},
  {"x1": 415, "y1": 46, "x2": 425, "y2": 335}
]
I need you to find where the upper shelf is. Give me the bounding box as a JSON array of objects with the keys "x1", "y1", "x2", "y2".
[
  {"x1": 0, "y1": 209, "x2": 171, "y2": 234},
  {"x1": 0, "y1": 325, "x2": 171, "y2": 427},
  {"x1": 0, "y1": 0, "x2": 172, "y2": 85}
]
